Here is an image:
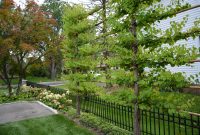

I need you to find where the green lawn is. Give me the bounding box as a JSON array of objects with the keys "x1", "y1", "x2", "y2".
[
  {"x1": 0, "y1": 79, "x2": 19, "y2": 85},
  {"x1": 0, "y1": 88, "x2": 7, "y2": 95},
  {"x1": 0, "y1": 115, "x2": 94, "y2": 135},
  {"x1": 54, "y1": 84, "x2": 68, "y2": 89},
  {"x1": 0, "y1": 76, "x2": 62, "y2": 86},
  {"x1": 26, "y1": 76, "x2": 61, "y2": 83}
]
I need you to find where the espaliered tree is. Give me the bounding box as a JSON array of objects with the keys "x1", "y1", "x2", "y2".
[
  {"x1": 107, "y1": 0, "x2": 200, "y2": 134},
  {"x1": 62, "y1": 5, "x2": 101, "y2": 115}
]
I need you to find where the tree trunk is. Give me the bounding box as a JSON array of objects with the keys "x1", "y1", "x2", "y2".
[
  {"x1": 131, "y1": 19, "x2": 141, "y2": 135},
  {"x1": 17, "y1": 64, "x2": 23, "y2": 95},
  {"x1": 50, "y1": 57, "x2": 57, "y2": 80},
  {"x1": 1, "y1": 61, "x2": 14, "y2": 96},
  {"x1": 22, "y1": 69, "x2": 26, "y2": 79},
  {"x1": 8, "y1": 83, "x2": 12, "y2": 97},
  {"x1": 17, "y1": 75, "x2": 22, "y2": 95},
  {"x1": 76, "y1": 95, "x2": 81, "y2": 115},
  {"x1": 102, "y1": 0, "x2": 111, "y2": 88}
]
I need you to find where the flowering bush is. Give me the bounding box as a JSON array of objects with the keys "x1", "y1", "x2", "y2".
[
  {"x1": 37, "y1": 89, "x2": 72, "y2": 110},
  {"x1": 21, "y1": 85, "x2": 43, "y2": 97},
  {"x1": 21, "y1": 85, "x2": 72, "y2": 110}
]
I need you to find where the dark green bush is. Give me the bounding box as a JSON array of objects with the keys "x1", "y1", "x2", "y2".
[
  {"x1": 155, "y1": 71, "x2": 189, "y2": 92},
  {"x1": 100, "y1": 87, "x2": 133, "y2": 105},
  {"x1": 27, "y1": 63, "x2": 48, "y2": 77},
  {"x1": 0, "y1": 92, "x2": 35, "y2": 104},
  {"x1": 145, "y1": 71, "x2": 189, "y2": 92}
]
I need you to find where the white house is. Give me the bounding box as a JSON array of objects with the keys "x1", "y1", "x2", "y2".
[{"x1": 156, "y1": 0, "x2": 200, "y2": 83}]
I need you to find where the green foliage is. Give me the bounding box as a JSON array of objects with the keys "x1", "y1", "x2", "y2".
[
  {"x1": 0, "y1": 0, "x2": 58, "y2": 93},
  {"x1": 62, "y1": 4, "x2": 100, "y2": 95},
  {"x1": 27, "y1": 63, "x2": 48, "y2": 77},
  {"x1": 42, "y1": 0, "x2": 68, "y2": 31},
  {"x1": 100, "y1": 87, "x2": 133, "y2": 105},
  {"x1": 106, "y1": 0, "x2": 200, "y2": 115},
  {"x1": 0, "y1": 87, "x2": 42, "y2": 104},
  {"x1": 137, "y1": 89, "x2": 194, "y2": 113},
  {"x1": 80, "y1": 112, "x2": 131, "y2": 135},
  {"x1": 66, "y1": 107, "x2": 77, "y2": 118},
  {"x1": 98, "y1": 86, "x2": 196, "y2": 113},
  {"x1": 110, "y1": 69, "x2": 134, "y2": 86},
  {"x1": 154, "y1": 71, "x2": 189, "y2": 92},
  {"x1": 68, "y1": 81, "x2": 102, "y2": 95}
]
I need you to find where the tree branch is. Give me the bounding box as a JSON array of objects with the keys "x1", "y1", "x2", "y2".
[
  {"x1": 137, "y1": 4, "x2": 200, "y2": 27},
  {"x1": 139, "y1": 27, "x2": 200, "y2": 48}
]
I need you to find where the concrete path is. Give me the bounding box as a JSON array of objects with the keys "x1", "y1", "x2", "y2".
[
  {"x1": 0, "y1": 101, "x2": 57, "y2": 124},
  {"x1": 38, "y1": 81, "x2": 106, "y2": 87}
]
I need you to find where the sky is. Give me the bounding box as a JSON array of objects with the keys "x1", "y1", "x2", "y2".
[{"x1": 14, "y1": 0, "x2": 91, "y2": 6}]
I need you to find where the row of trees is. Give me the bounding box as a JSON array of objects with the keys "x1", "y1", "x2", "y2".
[
  {"x1": 0, "y1": 0, "x2": 67, "y2": 95},
  {"x1": 62, "y1": 0, "x2": 200, "y2": 135}
]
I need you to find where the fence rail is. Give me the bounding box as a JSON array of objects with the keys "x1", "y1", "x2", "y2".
[{"x1": 26, "y1": 81, "x2": 200, "y2": 135}]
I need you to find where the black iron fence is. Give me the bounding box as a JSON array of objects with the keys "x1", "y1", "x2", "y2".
[
  {"x1": 26, "y1": 81, "x2": 200, "y2": 135},
  {"x1": 80, "y1": 96, "x2": 200, "y2": 135}
]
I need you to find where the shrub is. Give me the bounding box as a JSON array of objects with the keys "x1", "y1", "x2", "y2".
[
  {"x1": 156, "y1": 71, "x2": 189, "y2": 92},
  {"x1": 100, "y1": 87, "x2": 133, "y2": 105},
  {"x1": 37, "y1": 89, "x2": 71, "y2": 110},
  {"x1": 27, "y1": 63, "x2": 48, "y2": 77},
  {"x1": 110, "y1": 69, "x2": 133, "y2": 86},
  {"x1": 145, "y1": 71, "x2": 189, "y2": 92},
  {"x1": 0, "y1": 85, "x2": 72, "y2": 110},
  {"x1": 66, "y1": 107, "x2": 77, "y2": 118}
]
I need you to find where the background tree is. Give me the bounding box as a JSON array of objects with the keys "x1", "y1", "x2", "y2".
[
  {"x1": 0, "y1": 0, "x2": 57, "y2": 94},
  {"x1": 42, "y1": 0, "x2": 68, "y2": 79},
  {"x1": 91, "y1": 0, "x2": 113, "y2": 88},
  {"x1": 62, "y1": 4, "x2": 101, "y2": 115},
  {"x1": 107, "y1": 0, "x2": 200, "y2": 134},
  {"x1": 0, "y1": 0, "x2": 19, "y2": 96}
]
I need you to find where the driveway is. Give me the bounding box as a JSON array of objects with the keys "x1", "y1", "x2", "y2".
[
  {"x1": 38, "y1": 81, "x2": 67, "y2": 86},
  {"x1": 0, "y1": 101, "x2": 57, "y2": 124}
]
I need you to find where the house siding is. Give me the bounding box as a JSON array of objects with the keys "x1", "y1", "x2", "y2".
[{"x1": 157, "y1": 0, "x2": 200, "y2": 82}]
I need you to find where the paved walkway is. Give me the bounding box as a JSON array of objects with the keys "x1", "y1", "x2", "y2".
[
  {"x1": 38, "y1": 81, "x2": 106, "y2": 87},
  {"x1": 38, "y1": 81, "x2": 67, "y2": 86},
  {"x1": 0, "y1": 101, "x2": 57, "y2": 124}
]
